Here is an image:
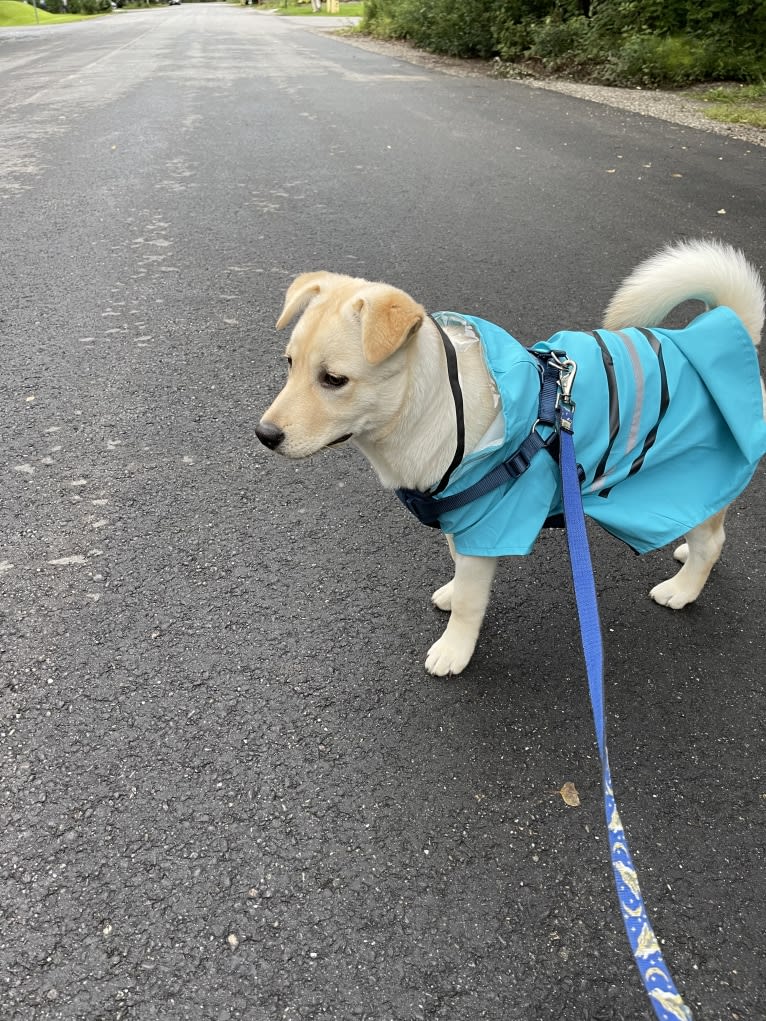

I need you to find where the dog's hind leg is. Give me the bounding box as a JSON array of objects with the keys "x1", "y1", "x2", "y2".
[
  {"x1": 650, "y1": 508, "x2": 728, "y2": 609},
  {"x1": 426, "y1": 551, "x2": 497, "y2": 676}
]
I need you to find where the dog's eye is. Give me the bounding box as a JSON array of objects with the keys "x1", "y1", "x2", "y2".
[
  {"x1": 285, "y1": 356, "x2": 293, "y2": 371},
  {"x1": 321, "y1": 371, "x2": 349, "y2": 389}
]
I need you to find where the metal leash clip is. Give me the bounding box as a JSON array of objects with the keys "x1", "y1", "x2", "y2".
[{"x1": 554, "y1": 356, "x2": 577, "y2": 432}]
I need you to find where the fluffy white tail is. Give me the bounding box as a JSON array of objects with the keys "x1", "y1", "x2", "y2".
[{"x1": 603, "y1": 239, "x2": 765, "y2": 346}]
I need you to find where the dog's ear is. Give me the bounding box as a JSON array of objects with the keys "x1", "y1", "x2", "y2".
[
  {"x1": 276, "y1": 272, "x2": 331, "y2": 330},
  {"x1": 352, "y1": 286, "x2": 425, "y2": 366}
]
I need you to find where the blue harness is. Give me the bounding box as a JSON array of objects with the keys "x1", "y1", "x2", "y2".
[{"x1": 396, "y1": 307, "x2": 766, "y2": 555}]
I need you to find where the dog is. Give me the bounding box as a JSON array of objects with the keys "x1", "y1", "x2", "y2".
[{"x1": 256, "y1": 240, "x2": 766, "y2": 676}]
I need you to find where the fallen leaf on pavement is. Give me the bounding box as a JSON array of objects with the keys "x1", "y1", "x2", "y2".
[{"x1": 560, "y1": 782, "x2": 581, "y2": 807}]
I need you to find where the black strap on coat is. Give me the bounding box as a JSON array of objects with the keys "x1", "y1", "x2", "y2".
[{"x1": 429, "y1": 316, "x2": 466, "y2": 496}]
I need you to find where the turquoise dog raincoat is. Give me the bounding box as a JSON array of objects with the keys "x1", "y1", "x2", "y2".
[{"x1": 399, "y1": 307, "x2": 766, "y2": 556}]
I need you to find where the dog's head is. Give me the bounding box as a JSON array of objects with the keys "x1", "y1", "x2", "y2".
[{"x1": 256, "y1": 272, "x2": 425, "y2": 458}]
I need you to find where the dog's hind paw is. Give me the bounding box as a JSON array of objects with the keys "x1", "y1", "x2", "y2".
[
  {"x1": 425, "y1": 633, "x2": 474, "y2": 676},
  {"x1": 431, "y1": 580, "x2": 454, "y2": 612}
]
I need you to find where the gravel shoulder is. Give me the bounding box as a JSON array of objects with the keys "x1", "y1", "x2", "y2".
[{"x1": 337, "y1": 32, "x2": 766, "y2": 148}]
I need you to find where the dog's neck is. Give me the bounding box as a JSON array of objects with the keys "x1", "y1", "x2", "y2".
[{"x1": 354, "y1": 318, "x2": 497, "y2": 491}]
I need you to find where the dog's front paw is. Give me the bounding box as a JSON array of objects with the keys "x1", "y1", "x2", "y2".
[
  {"x1": 431, "y1": 580, "x2": 454, "y2": 612},
  {"x1": 425, "y1": 632, "x2": 474, "y2": 676},
  {"x1": 673, "y1": 542, "x2": 689, "y2": 564},
  {"x1": 650, "y1": 576, "x2": 699, "y2": 610}
]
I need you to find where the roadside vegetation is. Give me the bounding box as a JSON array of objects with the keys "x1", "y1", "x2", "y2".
[
  {"x1": 0, "y1": 0, "x2": 99, "y2": 23},
  {"x1": 699, "y1": 83, "x2": 766, "y2": 129},
  {"x1": 274, "y1": 2, "x2": 363, "y2": 14},
  {"x1": 0, "y1": 0, "x2": 221, "y2": 20},
  {"x1": 361, "y1": 0, "x2": 766, "y2": 88}
]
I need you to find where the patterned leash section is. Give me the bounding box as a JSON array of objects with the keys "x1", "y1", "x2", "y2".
[{"x1": 557, "y1": 384, "x2": 694, "y2": 1021}]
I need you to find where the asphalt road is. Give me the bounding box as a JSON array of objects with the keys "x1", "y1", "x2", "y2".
[{"x1": 1, "y1": 7, "x2": 764, "y2": 1020}]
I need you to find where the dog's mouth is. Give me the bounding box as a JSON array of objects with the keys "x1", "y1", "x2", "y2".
[{"x1": 326, "y1": 433, "x2": 353, "y2": 447}]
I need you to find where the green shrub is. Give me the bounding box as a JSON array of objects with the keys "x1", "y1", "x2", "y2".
[
  {"x1": 597, "y1": 33, "x2": 706, "y2": 86},
  {"x1": 492, "y1": 19, "x2": 534, "y2": 60},
  {"x1": 492, "y1": 0, "x2": 554, "y2": 60},
  {"x1": 529, "y1": 14, "x2": 589, "y2": 62},
  {"x1": 68, "y1": 0, "x2": 111, "y2": 13},
  {"x1": 593, "y1": 32, "x2": 764, "y2": 87},
  {"x1": 363, "y1": 0, "x2": 501, "y2": 57},
  {"x1": 362, "y1": 0, "x2": 766, "y2": 84}
]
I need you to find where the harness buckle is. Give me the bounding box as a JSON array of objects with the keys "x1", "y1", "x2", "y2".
[{"x1": 504, "y1": 445, "x2": 533, "y2": 478}]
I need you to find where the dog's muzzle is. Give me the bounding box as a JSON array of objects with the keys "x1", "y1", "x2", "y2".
[{"x1": 255, "y1": 421, "x2": 285, "y2": 450}]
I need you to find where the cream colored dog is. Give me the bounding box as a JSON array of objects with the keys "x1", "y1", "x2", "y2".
[{"x1": 257, "y1": 241, "x2": 765, "y2": 675}]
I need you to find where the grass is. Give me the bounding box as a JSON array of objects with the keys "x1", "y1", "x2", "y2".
[
  {"x1": 0, "y1": 0, "x2": 91, "y2": 24},
  {"x1": 699, "y1": 83, "x2": 766, "y2": 130},
  {"x1": 272, "y1": 1, "x2": 363, "y2": 16}
]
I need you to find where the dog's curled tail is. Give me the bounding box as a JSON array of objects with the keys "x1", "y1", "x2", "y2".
[{"x1": 603, "y1": 239, "x2": 765, "y2": 346}]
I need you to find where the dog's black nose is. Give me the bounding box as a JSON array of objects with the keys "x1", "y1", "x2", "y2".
[{"x1": 255, "y1": 421, "x2": 285, "y2": 450}]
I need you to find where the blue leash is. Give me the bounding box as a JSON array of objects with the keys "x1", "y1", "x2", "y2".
[
  {"x1": 397, "y1": 342, "x2": 698, "y2": 1017},
  {"x1": 557, "y1": 367, "x2": 694, "y2": 1021}
]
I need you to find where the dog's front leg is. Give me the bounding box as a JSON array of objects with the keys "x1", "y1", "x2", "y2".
[
  {"x1": 431, "y1": 534, "x2": 459, "y2": 611},
  {"x1": 425, "y1": 551, "x2": 497, "y2": 676}
]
